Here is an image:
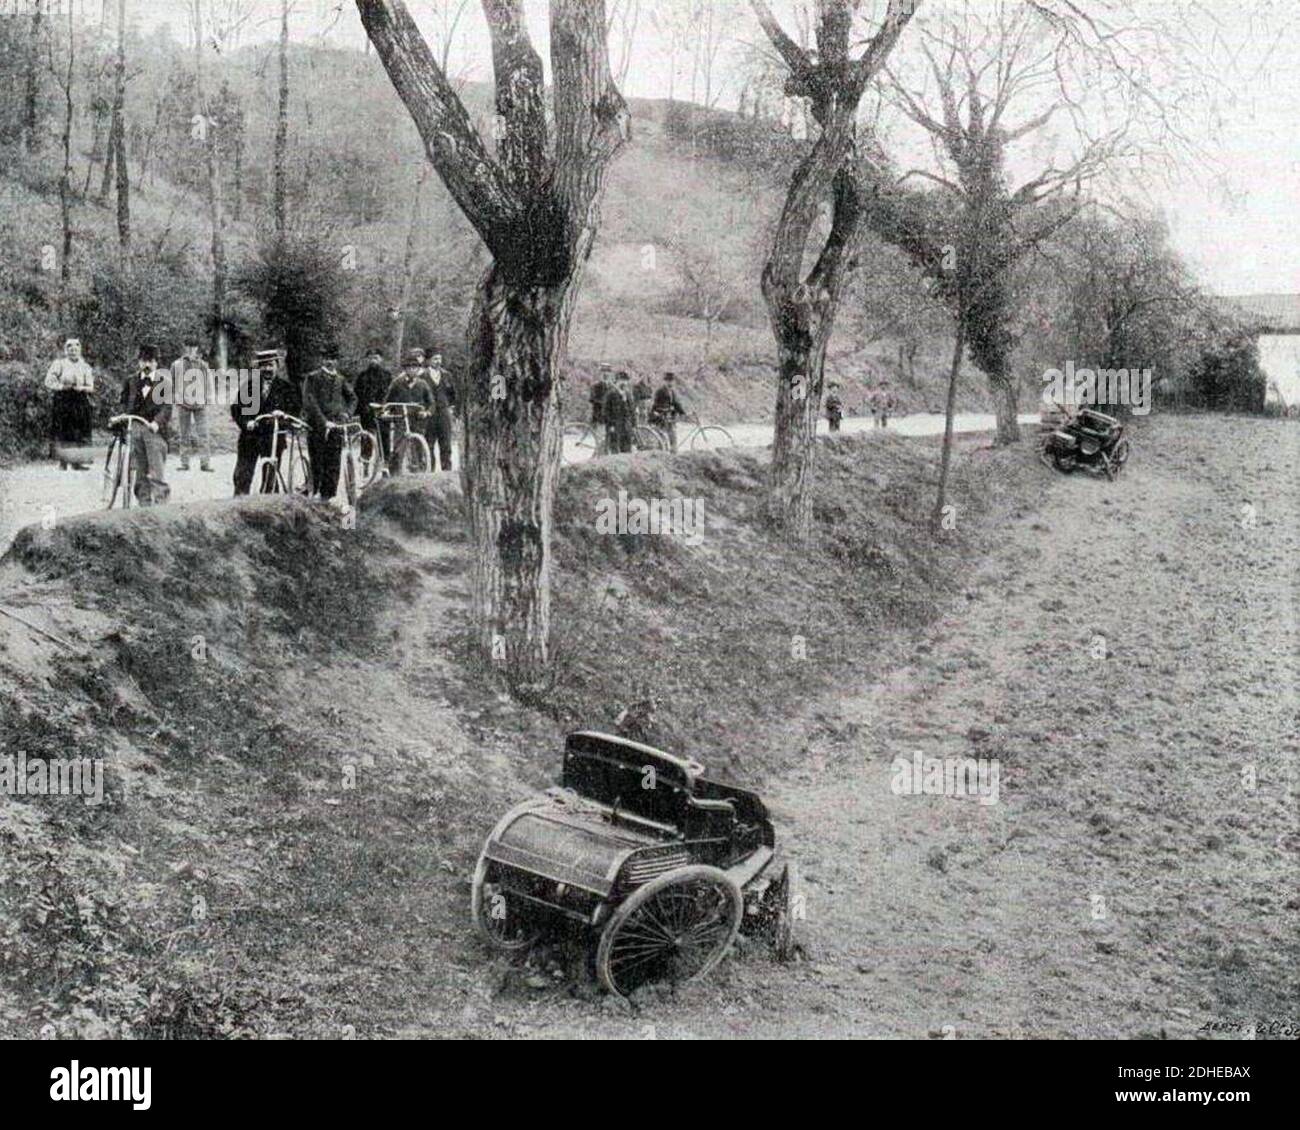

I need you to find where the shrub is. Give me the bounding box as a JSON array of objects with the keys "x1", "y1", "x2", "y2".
[{"x1": 0, "y1": 360, "x2": 49, "y2": 458}]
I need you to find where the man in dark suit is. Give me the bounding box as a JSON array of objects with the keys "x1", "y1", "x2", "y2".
[
  {"x1": 422, "y1": 350, "x2": 456, "y2": 472},
  {"x1": 302, "y1": 342, "x2": 358, "y2": 499},
  {"x1": 353, "y1": 347, "x2": 392, "y2": 436},
  {"x1": 604, "y1": 371, "x2": 637, "y2": 454}
]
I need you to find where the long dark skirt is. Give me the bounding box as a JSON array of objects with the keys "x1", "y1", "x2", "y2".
[{"x1": 51, "y1": 388, "x2": 93, "y2": 445}]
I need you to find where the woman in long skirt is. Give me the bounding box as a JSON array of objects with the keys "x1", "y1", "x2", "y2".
[{"x1": 44, "y1": 337, "x2": 95, "y2": 470}]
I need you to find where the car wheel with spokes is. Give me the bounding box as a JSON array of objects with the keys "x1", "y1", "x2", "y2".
[
  {"x1": 595, "y1": 865, "x2": 742, "y2": 999},
  {"x1": 471, "y1": 853, "x2": 542, "y2": 953}
]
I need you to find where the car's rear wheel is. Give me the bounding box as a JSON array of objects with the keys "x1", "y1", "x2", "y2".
[
  {"x1": 768, "y1": 861, "x2": 801, "y2": 963},
  {"x1": 596, "y1": 865, "x2": 742, "y2": 999},
  {"x1": 471, "y1": 852, "x2": 542, "y2": 952},
  {"x1": 1052, "y1": 449, "x2": 1078, "y2": 474}
]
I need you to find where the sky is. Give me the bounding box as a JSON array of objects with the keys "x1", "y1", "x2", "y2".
[{"x1": 95, "y1": 0, "x2": 1300, "y2": 296}]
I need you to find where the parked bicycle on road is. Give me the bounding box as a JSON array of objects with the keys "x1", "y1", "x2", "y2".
[
  {"x1": 249, "y1": 411, "x2": 311, "y2": 495},
  {"x1": 365, "y1": 402, "x2": 431, "y2": 481},
  {"x1": 102, "y1": 414, "x2": 152, "y2": 510},
  {"x1": 324, "y1": 419, "x2": 365, "y2": 508}
]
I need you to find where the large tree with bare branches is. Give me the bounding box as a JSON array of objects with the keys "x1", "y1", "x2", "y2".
[
  {"x1": 748, "y1": 0, "x2": 918, "y2": 542},
  {"x1": 870, "y1": 14, "x2": 1129, "y2": 444},
  {"x1": 356, "y1": 0, "x2": 630, "y2": 682}
]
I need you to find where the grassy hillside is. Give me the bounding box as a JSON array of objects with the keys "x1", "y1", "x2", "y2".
[
  {"x1": 1, "y1": 38, "x2": 987, "y2": 449},
  {"x1": 0, "y1": 429, "x2": 1030, "y2": 1036}
]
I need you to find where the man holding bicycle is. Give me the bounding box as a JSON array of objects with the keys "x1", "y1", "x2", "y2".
[
  {"x1": 232, "y1": 347, "x2": 299, "y2": 495},
  {"x1": 384, "y1": 351, "x2": 435, "y2": 474},
  {"x1": 117, "y1": 344, "x2": 172, "y2": 506},
  {"x1": 354, "y1": 347, "x2": 392, "y2": 437},
  {"x1": 303, "y1": 342, "x2": 358, "y2": 500},
  {"x1": 604, "y1": 370, "x2": 636, "y2": 454},
  {"x1": 650, "y1": 372, "x2": 687, "y2": 452}
]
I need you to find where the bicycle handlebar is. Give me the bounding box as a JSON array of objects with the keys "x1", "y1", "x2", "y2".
[
  {"x1": 324, "y1": 420, "x2": 363, "y2": 433},
  {"x1": 249, "y1": 411, "x2": 308, "y2": 429},
  {"x1": 108, "y1": 414, "x2": 152, "y2": 428}
]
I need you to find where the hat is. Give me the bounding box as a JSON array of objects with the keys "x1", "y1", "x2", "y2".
[
  {"x1": 403, "y1": 350, "x2": 423, "y2": 366},
  {"x1": 428, "y1": 353, "x2": 443, "y2": 365},
  {"x1": 137, "y1": 344, "x2": 158, "y2": 363},
  {"x1": 253, "y1": 348, "x2": 280, "y2": 365}
]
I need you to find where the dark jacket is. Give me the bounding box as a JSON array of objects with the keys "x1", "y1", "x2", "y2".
[
  {"x1": 632, "y1": 378, "x2": 652, "y2": 404},
  {"x1": 604, "y1": 384, "x2": 637, "y2": 430},
  {"x1": 119, "y1": 368, "x2": 173, "y2": 438},
  {"x1": 384, "y1": 374, "x2": 435, "y2": 413},
  {"x1": 303, "y1": 367, "x2": 358, "y2": 431},
  {"x1": 590, "y1": 379, "x2": 608, "y2": 423},
  {"x1": 422, "y1": 367, "x2": 456, "y2": 418},
  {"x1": 650, "y1": 384, "x2": 685, "y2": 425},
  {"x1": 354, "y1": 363, "x2": 392, "y2": 427},
  {"x1": 825, "y1": 392, "x2": 843, "y2": 419},
  {"x1": 264, "y1": 375, "x2": 303, "y2": 420}
]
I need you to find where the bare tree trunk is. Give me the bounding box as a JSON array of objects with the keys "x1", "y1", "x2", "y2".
[
  {"x1": 99, "y1": 104, "x2": 117, "y2": 200},
  {"x1": 194, "y1": 1, "x2": 227, "y2": 369},
  {"x1": 359, "y1": 0, "x2": 629, "y2": 682},
  {"x1": 274, "y1": 0, "x2": 289, "y2": 236},
  {"x1": 24, "y1": 2, "x2": 44, "y2": 154},
  {"x1": 752, "y1": 0, "x2": 917, "y2": 542},
  {"x1": 768, "y1": 326, "x2": 831, "y2": 539},
  {"x1": 989, "y1": 372, "x2": 1020, "y2": 444},
  {"x1": 113, "y1": 0, "x2": 129, "y2": 250},
  {"x1": 58, "y1": 4, "x2": 75, "y2": 292},
  {"x1": 931, "y1": 318, "x2": 965, "y2": 533},
  {"x1": 232, "y1": 128, "x2": 243, "y2": 221},
  {"x1": 392, "y1": 164, "x2": 431, "y2": 364}
]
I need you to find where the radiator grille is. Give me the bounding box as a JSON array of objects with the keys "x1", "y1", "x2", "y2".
[{"x1": 622, "y1": 848, "x2": 690, "y2": 886}]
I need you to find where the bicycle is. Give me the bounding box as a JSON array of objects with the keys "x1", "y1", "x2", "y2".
[
  {"x1": 102, "y1": 414, "x2": 151, "y2": 510},
  {"x1": 324, "y1": 419, "x2": 365, "y2": 508},
  {"x1": 563, "y1": 420, "x2": 601, "y2": 462},
  {"x1": 355, "y1": 424, "x2": 384, "y2": 485},
  {"x1": 650, "y1": 413, "x2": 734, "y2": 452},
  {"x1": 249, "y1": 410, "x2": 312, "y2": 495},
  {"x1": 369, "y1": 402, "x2": 431, "y2": 477}
]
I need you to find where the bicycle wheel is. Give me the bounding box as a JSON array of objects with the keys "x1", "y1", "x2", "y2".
[
  {"x1": 688, "y1": 425, "x2": 733, "y2": 451},
  {"x1": 287, "y1": 437, "x2": 312, "y2": 494},
  {"x1": 633, "y1": 424, "x2": 666, "y2": 452},
  {"x1": 400, "y1": 434, "x2": 431, "y2": 474},
  {"x1": 342, "y1": 449, "x2": 358, "y2": 507},
  {"x1": 356, "y1": 430, "x2": 382, "y2": 485},
  {"x1": 102, "y1": 438, "x2": 121, "y2": 509},
  {"x1": 563, "y1": 423, "x2": 599, "y2": 462},
  {"x1": 255, "y1": 456, "x2": 282, "y2": 494}
]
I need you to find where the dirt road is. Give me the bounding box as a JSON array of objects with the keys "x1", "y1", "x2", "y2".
[
  {"x1": 457, "y1": 415, "x2": 1298, "y2": 1039},
  {"x1": 0, "y1": 412, "x2": 1038, "y2": 556}
]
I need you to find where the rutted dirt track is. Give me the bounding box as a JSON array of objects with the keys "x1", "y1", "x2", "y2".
[
  {"x1": 1, "y1": 416, "x2": 1295, "y2": 1039},
  {"x1": 461, "y1": 416, "x2": 1298, "y2": 1039}
]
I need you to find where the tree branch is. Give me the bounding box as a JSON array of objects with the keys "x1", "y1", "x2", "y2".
[{"x1": 356, "y1": 0, "x2": 518, "y2": 253}]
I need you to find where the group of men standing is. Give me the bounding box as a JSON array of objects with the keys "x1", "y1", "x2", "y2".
[
  {"x1": 44, "y1": 335, "x2": 457, "y2": 507},
  {"x1": 589, "y1": 366, "x2": 686, "y2": 452},
  {"x1": 230, "y1": 343, "x2": 456, "y2": 499}
]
